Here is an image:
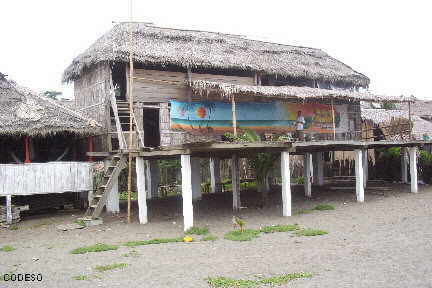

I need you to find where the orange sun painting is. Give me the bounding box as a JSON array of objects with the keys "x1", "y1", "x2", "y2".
[{"x1": 196, "y1": 106, "x2": 207, "y2": 118}]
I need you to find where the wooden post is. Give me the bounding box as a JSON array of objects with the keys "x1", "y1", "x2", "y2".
[
  {"x1": 136, "y1": 157, "x2": 148, "y2": 224},
  {"x1": 409, "y1": 147, "x2": 418, "y2": 193},
  {"x1": 145, "y1": 160, "x2": 159, "y2": 199},
  {"x1": 281, "y1": 151, "x2": 292, "y2": 216},
  {"x1": 181, "y1": 154, "x2": 194, "y2": 231},
  {"x1": 6, "y1": 195, "x2": 12, "y2": 225},
  {"x1": 24, "y1": 136, "x2": 31, "y2": 163},
  {"x1": 313, "y1": 152, "x2": 325, "y2": 186},
  {"x1": 231, "y1": 96, "x2": 237, "y2": 137},
  {"x1": 401, "y1": 147, "x2": 408, "y2": 184},
  {"x1": 304, "y1": 153, "x2": 312, "y2": 197},
  {"x1": 231, "y1": 154, "x2": 240, "y2": 210},
  {"x1": 362, "y1": 149, "x2": 368, "y2": 188},
  {"x1": 191, "y1": 157, "x2": 202, "y2": 200},
  {"x1": 87, "y1": 136, "x2": 93, "y2": 162},
  {"x1": 408, "y1": 102, "x2": 412, "y2": 139},
  {"x1": 331, "y1": 99, "x2": 336, "y2": 140},
  {"x1": 106, "y1": 170, "x2": 120, "y2": 213},
  {"x1": 209, "y1": 157, "x2": 221, "y2": 193},
  {"x1": 354, "y1": 149, "x2": 364, "y2": 202}
]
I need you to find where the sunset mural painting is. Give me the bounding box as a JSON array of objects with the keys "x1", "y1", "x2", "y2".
[{"x1": 170, "y1": 100, "x2": 345, "y2": 135}]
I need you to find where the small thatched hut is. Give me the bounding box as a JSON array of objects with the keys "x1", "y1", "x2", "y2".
[{"x1": 0, "y1": 72, "x2": 101, "y2": 163}]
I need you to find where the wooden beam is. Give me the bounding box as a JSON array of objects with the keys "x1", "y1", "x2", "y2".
[
  {"x1": 401, "y1": 147, "x2": 408, "y2": 184},
  {"x1": 231, "y1": 154, "x2": 240, "y2": 210},
  {"x1": 354, "y1": 149, "x2": 364, "y2": 202},
  {"x1": 181, "y1": 154, "x2": 194, "y2": 231},
  {"x1": 362, "y1": 149, "x2": 368, "y2": 188},
  {"x1": 409, "y1": 147, "x2": 418, "y2": 193},
  {"x1": 209, "y1": 157, "x2": 221, "y2": 193},
  {"x1": 281, "y1": 151, "x2": 291, "y2": 216},
  {"x1": 191, "y1": 157, "x2": 202, "y2": 200},
  {"x1": 231, "y1": 95, "x2": 237, "y2": 137},
  {"x1": 136, "y1": 157, "x2": 148, "y2": 224},
  {"x1": 304, "y1": 153, "x2": 312, "y2": 197}
]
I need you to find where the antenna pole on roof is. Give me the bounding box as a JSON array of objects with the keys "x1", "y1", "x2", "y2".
[{"x1": 126, "y1": 0, "x2": 134, "y2": 224}]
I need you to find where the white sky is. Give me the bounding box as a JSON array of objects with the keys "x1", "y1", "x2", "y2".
[{"x1": 1, "y1": 0, "x2": 431, "y2": 100}]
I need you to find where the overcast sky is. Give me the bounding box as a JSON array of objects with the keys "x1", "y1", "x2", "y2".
[{"x1": 1, "y1": 0, "x2": 431, "y2": 100}]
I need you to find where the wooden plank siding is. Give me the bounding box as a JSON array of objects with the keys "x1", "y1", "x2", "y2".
[{"x1": 0, "y1": 162, "x2": 93, "y2": 196}]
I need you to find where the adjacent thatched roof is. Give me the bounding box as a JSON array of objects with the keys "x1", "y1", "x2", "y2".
[
  {"x1": 189, "y1": 80, "x2": 415, "y2": 103},
  {"x1": 362, "y1": 108, "x2": 432, "y2": 139},
  {"x1": 0, "y1": 73, "x2": 101, "y2": 137},
  {"x1": 63, "y1": 23, "x2": 370, "y2": 87}
]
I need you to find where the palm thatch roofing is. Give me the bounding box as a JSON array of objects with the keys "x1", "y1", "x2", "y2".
[
  {"x1": 189, "y1": 80, "x2": 415, "y2": 103},
  {"x1": 362, "y1": 108, "x2": 432, "y2": 139},
  {"x1": 0, "y1": 73, "x2": 101, "y2": 137},
  {"x1": 63, "y1": 23, "x2": 370, "y2": 87}
]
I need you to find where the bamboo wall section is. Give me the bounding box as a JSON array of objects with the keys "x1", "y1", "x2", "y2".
[{"x1": 0, "y1": 162, "x2": 93, "y2": 196}]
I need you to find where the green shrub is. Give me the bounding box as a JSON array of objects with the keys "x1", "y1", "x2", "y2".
[
  {"x1": 294, "y1": 229, "x2": 328, "y2": 237},
  {"x1": 0, "y1": 245, "x2": 16, "y2": 252},
  {"x1": 313, "y1": 204, "x2": 335, "y2": 211},
  {"x1": 260, "y1": 224, "x2": 299, "y2": 233},
  {"x1": 124, "y1": 237, "x2": 183, "y2": 247},
  {"x1": 94, "y1": 263, "x2": 128, "y2": 272},
  {"x1": 224, "y1": 230, "x2": 260, "y2": 241},
  {"x1": 206, "y1": 272, "x2": 313, "y2": 288},
  {"x1": 185, "y1": 226, "x2": 209, "y2": 235},
  {"x1": 70, "y1": 243, "x2": 118, "y2": 254},
  {"x1": 419, "y1": 150, "x2": 432, "y2": 184}
]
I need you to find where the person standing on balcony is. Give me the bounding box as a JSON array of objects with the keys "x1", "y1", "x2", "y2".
[{"x1": 296, "y1": 110, "x2": 305, "y2": 141}]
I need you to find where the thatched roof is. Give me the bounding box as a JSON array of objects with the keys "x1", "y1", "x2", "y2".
[
  {"x1": 63, "y1": 23, "x2": 370, "y2": 87},
  {"x1": 362, "y1": 108, "x2": 432, "y2": 139},
  {"x1": 189, "y1": 80, "x2": 415, "y2": 103},
  {"x1": 0, "y1": 73, "x2": 101, "y2": 137}
]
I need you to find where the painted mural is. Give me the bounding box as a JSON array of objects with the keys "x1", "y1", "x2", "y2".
[{"x1": 170, "y1": 100, "x2": 347, "y2": 134}]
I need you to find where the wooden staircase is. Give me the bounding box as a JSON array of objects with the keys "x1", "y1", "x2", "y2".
[{"x1": 83, "y1": 154, "x2": 127, "y2": 219}]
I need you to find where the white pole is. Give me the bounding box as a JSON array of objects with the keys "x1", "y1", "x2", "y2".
[
  {"x1": 6, "y1": 195, "x2": 12, "y2": 225},
  {"x1": 281, "y1": 151, "x2": 292, "y2": 216},
  {"x1": 401, "y1": 148, "x2": 408, "y2": 184},
  {"x1": 304, "y1": 153, "x2": 312, "y2": 197},
  {"x1": 231, "y1": 154, "x2": 240, "y2": 210},
  {"x1": 355, "y1": 149, "x2": 364, "y2": 202},
  {"x1": 181, "y1": 154, "x2": 194, "y2": 231},
  {"x1": 209, "y1": 157, "x2": 221, "y2": 193},
  {"x1": 136, "y1": 157, "x2": 148, "y2": 224},
  {"x1": 191, "y1": 158, "x2": 202, "y2": 200},
  {"x1": 409, "y1": 147, "x2": 418, "y2": 193},
  {"x1": 362, "y1": 149, "x2": 368, "y2": 188}
]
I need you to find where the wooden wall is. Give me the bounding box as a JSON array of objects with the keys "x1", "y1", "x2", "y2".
[
  {"x1": 0, "y1": 162, "x2": 93, "y2": 196},
  {"x1": 74, "y1": 63, "x2": 112, "y2": 151}
]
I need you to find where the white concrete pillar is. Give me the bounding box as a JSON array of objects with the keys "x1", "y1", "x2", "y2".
[
  {"x1": 304, "y1": 153, "x2": 312, "y2": 197},
  {"x1": 136, "y1": 157, "x2": 148, "y2": 224},
  {"x1": 181, "y1": 154, "x2": 194, "y2": 231},
  {"x1": 231, "y1": 154, "x2": 241, "y2": 210},
  {"x1": 354, "y1": 149, "x2": 364, "y2": 202},
  {"x1": 106, "y1": 175, "x2": 120, "y2": 214},
  {"x1": 281, "y1": 151, "x2": 292, "y2": 216},
  {"x1": 191, "y1": 158, "x2": 202, "y2": 200},
  {"x1": 362, "y1": 149, "x2": 368, "y2": 188},
  {"x1": 401, "y1": 148, "x2": 409, "y2": 184},
  {"x1": 6, "y1": 195, "x2": 12, "y2": 225},
  {"x1": 209, "y1": 157, "x2": 221, "y2": 193},
  {"x1": 313, "y1": 152, "x2": 325, "y2": 186},
  {"x1": 145, "y1": 160, "x2": 159, "y2": 199},
  {"x1": 409, "y1": 147, "x2": 418, "y2": 193}
]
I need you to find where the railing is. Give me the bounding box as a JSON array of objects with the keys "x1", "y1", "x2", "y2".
[{"x1": 0, "y1": 162, "x2": 93, "y2": 196}]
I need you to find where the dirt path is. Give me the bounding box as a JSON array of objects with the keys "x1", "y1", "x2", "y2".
[{"x1": 1, "y1": 184, "x2": 432, "y2": 288}]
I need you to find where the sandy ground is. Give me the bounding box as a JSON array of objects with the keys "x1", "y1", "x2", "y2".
[{"x1": 1, "y1": 183, "x2": 432, "y2": 288}]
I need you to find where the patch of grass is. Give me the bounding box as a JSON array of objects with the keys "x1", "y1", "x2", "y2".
[
  {"x1": 72, "y1": 275, "x2": 88, "y2": 280},
  {"x1": 70, "y1": 243, "x2": 118, "y2": 254},
  {"x1": 9, "y1": 225, "x2": 18, "y2": 230},
  {"x1": 260, "y1": 224, "x2": 299, "y2": 233},
  {"x1": 74, "y1": 219, "x2": 86, "y2": 226},
  {"x1": 224, "y1": 229, "x2": 260, "y2": 242},
  {"x1": 124, "y1": 237, "x2": 183, "y2": 247},
  {"x1": 119, "y1": 191, "x2": 137, "y2": 200},
  {"x1": 313, "y1": 204, "x2": 335, "y2": 211},
  {"x1": 185, "y1": 226, "x2": 209, "y2": 235},
  {"x1": 202, "y1": 235, "x2": 218, "y2": 241},
  {"x1": 94, "y1": 263, "x2": 128, "y2": 272},
  {"x1": 294, "y1": 229, "x2": 328, "y2": 237},
  {"x1": 0, "y1": 245, "x2": 16, "y2": 252},
  {"x1": 122, "y1": 250, "x2": 140, "y2": 257},
  {"x1": 294, "y1": 209, "x2": 313, "y2": 215},
  {"x1": 206, "y1": 272, "x2": 313, "y2": 288}
]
